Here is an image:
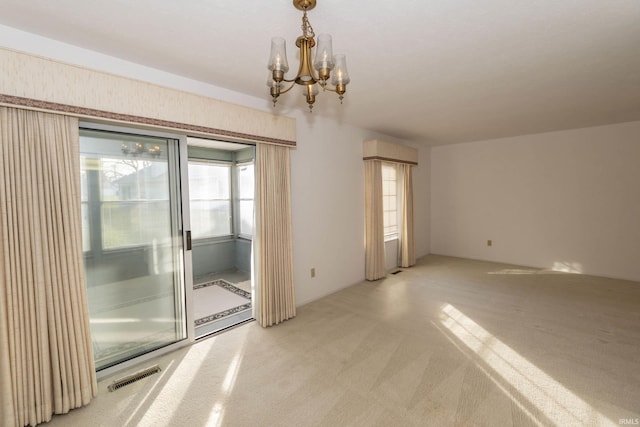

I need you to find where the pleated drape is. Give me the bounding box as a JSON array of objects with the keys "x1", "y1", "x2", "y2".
[
  {"x1": 0, "y1": 107, "x2": 97, "y2": 427},
  {"x1": 254, "y1": 143, "x2": 295, "y2": 327},
  {"x1": 364, "y1": 160, "x2": 386, "y2": 280},
  {"x1": 398, "y1": 163, "x2": 416, "y2": 268}
]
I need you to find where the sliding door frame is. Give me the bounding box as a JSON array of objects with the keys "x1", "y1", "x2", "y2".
[{"x1": 80, "y1": 121, "x2": 196, "y2": 380}]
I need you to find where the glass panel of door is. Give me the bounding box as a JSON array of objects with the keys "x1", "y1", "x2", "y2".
[{"x1": 79, "y1": 129, "x2": 186, "y2": 370}]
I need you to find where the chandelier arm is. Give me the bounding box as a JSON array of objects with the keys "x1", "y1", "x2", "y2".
[
  {"x1": 279, "y1": 81, "x2": 298, "y2": 95},
  {"x1": 310, "y1": 67, "x2": 319, "y2": 83}
]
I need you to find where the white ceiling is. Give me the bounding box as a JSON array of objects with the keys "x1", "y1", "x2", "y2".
[{"x1": 1, "y1": 0, "x2": 639, "y2": 145}]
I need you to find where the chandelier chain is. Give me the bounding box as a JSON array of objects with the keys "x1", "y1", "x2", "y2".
[{"x1": 301, "y1": 11, "x2": 315, "y2": 39}]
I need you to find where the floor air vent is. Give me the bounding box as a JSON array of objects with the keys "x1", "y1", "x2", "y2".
[{"x1": 108, "y1": 364, "x2": 161, "y2": 392}]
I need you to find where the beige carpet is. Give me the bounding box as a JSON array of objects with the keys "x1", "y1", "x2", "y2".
[{"x1": 44, "y1": 255, "x2": 640, "y2": 426}]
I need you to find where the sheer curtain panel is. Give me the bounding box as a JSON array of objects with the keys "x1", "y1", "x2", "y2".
[
  {"x1": 0, "y1": 107, "x2": 97, "y2": 427},
  {"x1": 254, "y1": 143, "x2": 296, "y2": 327},
  {"x1": 364, "y1": 160, "x2": 386, "y2": 280},
  {"x1": 398, "y1": 163, "x2": 416, "y2": 268}
]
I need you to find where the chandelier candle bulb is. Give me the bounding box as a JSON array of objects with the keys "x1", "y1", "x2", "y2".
[
  {"x1": 268, "y1": 37, "x2": 289, "y2": 73},
  {"x1": 302, "y1": 83, "x2": 319, "y2": 110},
  {"x1": 314, "y1": 33, "x2": 335, "y2": 80},
  {"x1": 331, "y1": 54, "x2": 350, "y2": 86}
]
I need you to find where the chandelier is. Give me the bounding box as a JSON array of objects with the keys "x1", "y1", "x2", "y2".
[
  {"x1": 121, "y1": 142, "x2": 161, "y2": 158},
  {"x1": 267, "y1": 0, "x2": 350, "y2": 112}
]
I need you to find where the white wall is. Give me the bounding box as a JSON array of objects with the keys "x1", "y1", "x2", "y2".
[
  {"x1": 290, "y1": 116, "x2": 430, "y2": 305},
  {"x1": 0, "y1": 25, "x2": 431, "y2": 306},
  {"x1": 414, "y1": 140, "x2": 432, "y2": 259},
  {"x1": 431, "y1": 121, "x2": 640, "y2": 282}
]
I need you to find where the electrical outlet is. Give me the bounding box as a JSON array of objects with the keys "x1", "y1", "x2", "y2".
[
  {"x1": 487, "y1": 240, "x2": 492, "y2": 247},
  {"x1": 310, "y1": 268, "x2": 316, "y2": 278}
]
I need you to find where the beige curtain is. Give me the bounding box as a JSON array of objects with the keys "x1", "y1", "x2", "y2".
[
  {"x1": 398, "y1": 163, "x2": 416, "y2": 268},
  {"x1": 0, "y1": 107, "x2": 97, "y2": 427},
  {"x1": 364, "y1": 160, "x2": 386, "y2": 280},
  {"x1": 253, "y1": 143, "x2": 295, "y2": 327}
]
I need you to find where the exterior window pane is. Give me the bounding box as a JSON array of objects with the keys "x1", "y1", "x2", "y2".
[
  {"x1": 188, "y1": 162, "x2": 231, "y2": 239},
  {"x1": 238, "y1": 163, "x2": 254, "y2": 237},
  {"x1": 190, "y1": 200, "x2": 232, "y2": 238},
  {"x1": 189, "y1": 163, "x2": 230, "y2": 199},
  {"x1": 239, "y1": 200, "x2": 254, "y2": 236},
  {"x1": 382, "y1": 163, "x2": 398, "y2": 237}
]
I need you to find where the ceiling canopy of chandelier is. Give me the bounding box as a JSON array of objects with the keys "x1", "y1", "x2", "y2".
[{"x1": 267, "y1": 0, "x2": 350, "y2": 112}]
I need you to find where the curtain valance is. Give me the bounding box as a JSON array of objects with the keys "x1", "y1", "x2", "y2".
[
  {"x1": 0, "y1": 48, "x2": 296, "y2": 147},
  {"x1": 363, "y1": 139, "x2": 418, "y2": 165}
]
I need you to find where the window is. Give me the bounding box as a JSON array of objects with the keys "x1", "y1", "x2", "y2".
[
  {"x1": 188, "y1": 161, "x2": 232, "y2": 239},
  {"x1": 237, "y1": 162, "x2": 254, "y2": 237},
  {"x1": 382, "y1": 162, "x2": 398, "y2": 238}
]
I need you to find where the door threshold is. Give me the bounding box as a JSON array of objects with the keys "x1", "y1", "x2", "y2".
[{"x1": 195, "y1": 310, "x2": 254, "y2": 340}]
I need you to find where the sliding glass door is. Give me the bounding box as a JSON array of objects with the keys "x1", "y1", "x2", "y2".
[{"x1": 79, "y1": 128, "x2": 186, "y2": 370}]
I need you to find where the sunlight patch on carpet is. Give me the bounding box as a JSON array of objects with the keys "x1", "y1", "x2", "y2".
[{"x1": 439, "y1": 303, "x2": 614, "y2": 426}]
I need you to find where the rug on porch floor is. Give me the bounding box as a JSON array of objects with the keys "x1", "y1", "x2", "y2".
[{"x1": 193, "y1": 280, "x2": 251, "y2": 327}]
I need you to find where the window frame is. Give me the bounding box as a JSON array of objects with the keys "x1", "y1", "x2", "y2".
[
  {"x1": 78, "y1": 124, "x2": 188, "y2": 373},
  {"x1": 236, "y1": 160, "x2": 255, "y2": 240},
  {"x1": 187, "y1": 159, "x2": 234, "y2": 241}
]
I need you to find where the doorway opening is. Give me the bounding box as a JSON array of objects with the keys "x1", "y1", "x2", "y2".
[{"x1": 187, "y1": 137, "x2": 255, "y2": 338}]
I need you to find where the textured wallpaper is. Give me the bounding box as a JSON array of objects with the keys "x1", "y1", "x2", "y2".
[{"x1": 0, "y1": 47, "x2": 296, "y2": 146}]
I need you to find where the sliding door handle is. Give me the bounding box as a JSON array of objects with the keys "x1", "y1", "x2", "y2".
[{"x1": 186, "y1": 230, "x2": 192, "y2": 251}]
